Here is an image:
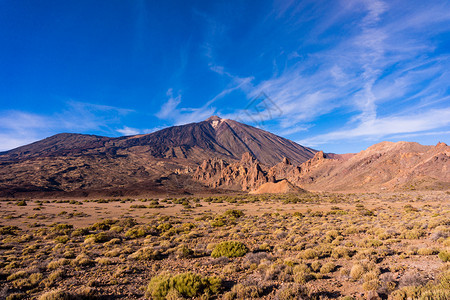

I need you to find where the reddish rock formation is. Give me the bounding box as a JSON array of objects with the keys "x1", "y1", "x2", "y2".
[{"x1": 193, "y1": 152, "x2": 269, "y2": 191}]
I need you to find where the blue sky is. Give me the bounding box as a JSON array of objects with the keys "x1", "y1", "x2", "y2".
[{"x1": 1, "y1": 0, "x2": 449, "y2": 154}]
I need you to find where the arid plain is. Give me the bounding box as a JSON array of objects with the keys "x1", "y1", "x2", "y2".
[{"x1": 1, "y1": 190, "x2": 449, "y2": 299}]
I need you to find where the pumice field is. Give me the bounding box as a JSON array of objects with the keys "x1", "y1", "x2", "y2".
[{"x1": 1, "y1": 192, "x2": 448, "y2": 299}]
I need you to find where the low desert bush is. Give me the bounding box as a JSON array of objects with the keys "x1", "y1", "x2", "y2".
[
  {"x1": 417, "y1": 247, "x2": 439, "y2": 255},
  {"x1": 39, "y1": 290, "x2": 72, "y2": 300},
  {"x1": 320, "y1": 262, "x2": 336, "y2": 274},
  {"x1": 223, "y1": 282, "x2": 263, "y2": 299},
  {"x1": 43, "y1": 269, "x2": 64, "y2": 287},
  {"x1": 47, "y1": 258, "x2": 69, "y2": 270},
  {"x1": 129, "y1": 246, "x2": 161, "y2": 260},
  {"x1": 274, "y1": 283, "x2": 309, "y2": 299},
  {"x1": 72, "y1": 253, "x2": 94, "y2": 266},
  {"x1": 362, "y1": 271, "x2": 381, "y2": 291},
  {"x1": 331, "y1": 246, "x2": 353, "y2": 259},
  {"x1": 7, "y1": 270, "x2": 27, "y2": 281},
  {"x1": 84, "y1": 232, "x2": 111, "y2": 243},
  {"x1": 438, "y1": 250, "x2": 450, "y2": 262},
  {"x1": 90, "y1": 219, "x2": 118, "y2": 231},
  {"x1": 211, "y1": 241, "x2": 248, "y2": 258},
  {"x1": 298, "y1": 248, "x2": 318, "y2": 259},
  {"x1": 310, "y1": 261, "x2": 321, "y2": 272},
  {"x1": 350, "y1": 263, "x2": 366, "y2": 281},
  {"x1": 293, "y1": 263, "x2": 314, "y2": 284},
  {"x1": 125, "y1": 226, "x2": 149, "y2": 239},
  {"x1": 145, "y1": 272, "x2": 221, "y2": 299}
]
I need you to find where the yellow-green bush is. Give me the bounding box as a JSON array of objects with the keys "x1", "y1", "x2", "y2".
[
  {"x1": 223, "y1": 283, "x2": 262, "y2": 299},
  {"x1": 145, "y1": 272, "x2": 221, "y2": 299},
  {"x1": 129, "y1": 247, "x2": 161, "y2": 260},
  {"x1": 320, "y1": 262, "x2": 336, "y2": 274},
  {"x1": 211, "y1": 241, "x2": 248, "y2": 258},
  {"x1": 438, "y1": 250, "x2": 449, "y2": 262}
]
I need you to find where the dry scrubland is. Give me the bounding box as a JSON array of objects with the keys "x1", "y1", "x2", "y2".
[{"x1": 0, "y1": 192, "x2": 449, "y2": 299}]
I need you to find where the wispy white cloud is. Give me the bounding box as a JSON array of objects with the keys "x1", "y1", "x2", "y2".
[
  {"x1": 116, "y1": 126, "x2": 140, "y2": 136},
  {"x1": 299, "y1": 107, "x2": 450, "y2": 146},
  {"x1": 155, "y1": 88, "x2": 216, "y2": 125},
  {"x1": 155, "y1": 89, "x2": 182, "y2": 120},
  {"x1": 388, "y1": 130, "x2": 450, "y2": 141}
]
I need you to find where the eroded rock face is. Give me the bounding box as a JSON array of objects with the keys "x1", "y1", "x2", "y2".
[
  {"x1": 267, "y1": 156, "x2": 301, "y2": 183},
  {"x1": 193, "y1": 152, "x2": 270, "y2": 191}
]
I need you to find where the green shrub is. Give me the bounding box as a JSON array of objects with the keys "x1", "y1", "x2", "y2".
[
  {"x1": 157, "y1": 222, "x2": 172, "y2": 232},
  {"x1": 331, "y1": 247, "x2": 352, "y2": 259},
  {"x1": 129, "y1": 247, "x2": 161, "y2": 260},
  {"x1": 90, "y1": 219, "x2": 117, "y2": 231},
  {"x1": 6, "y1": 293, "x2": 26, "y2": 300},
  {"x1": 145, "y1": 272, "x2": 221, "y2": 299},
  {"x1": 125, "y1": 226, "x2": 149, "y2": 239},
  {"x1": 320, "y1": 262, "x2": 336, "y2": 274},
  {"x1": 299, "y1": 248, "x2": 318, "y2": 259},
  {"x1": 417, "y1": 248, "x2": 439, "y2": 255},
  {"x1": 274, "y1": 283, "x2": 309, "y2": 299},
  {"x1": 84, "y1": 232, "x2": 111, "y2": 243},
  {"x1": 16, "y1": 200, "x2": 27, "y2": 206},
  {"x1": 350, "y1": 263, "x2": 366, "y2": 281},
  {"x1": 176, "y1": 245, "x2": 194, "y2": 258},
  {"x1": 7, "y1": 270, "x2": 27, "y2": 281},
  {"x1": 224, "y1": 209, "x2": 244, "y2": 218},
  {"x1": 223, "y1": 283, "x2": 262, "y2": 299},
  {"x1": 0, "y1": 225, "x2": 21, "y2": 235},
  {"x1": 210, "y1": 217, "x2": 226, "y2": 227},
  {"x1": 211, "y1": 241, "x2": 248, "y2": 258},
  {"x1": 71, "y1": 228, "x2": 89, "y2": 237},
  {"x1": 54, "y1": 235, "x2": 69, "y2": 244},
  {"x1": 438, "y1": 250, "x2": 449, "y2": 262},
  {"x1": 39, "y1": 289, "x2": 73, "y2": 300}
]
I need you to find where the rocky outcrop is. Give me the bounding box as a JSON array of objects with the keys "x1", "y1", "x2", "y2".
[
  {"x1": 267, "y1": 156, "x2": 301, "y2": 183},
  {"x1": 193, "y1": 152, "x2": 270, "y2": 191}
]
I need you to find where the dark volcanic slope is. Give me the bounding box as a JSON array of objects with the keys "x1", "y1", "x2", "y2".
[
  {"x1": 1, "y1": 116, "x2": 316, "y2": 166},
  {"x1": 0, "y1": 133, "x2": 112, "y2": 160},
  {"x1": 114, "y1": 116, "x2": 316, "y2": 165}
]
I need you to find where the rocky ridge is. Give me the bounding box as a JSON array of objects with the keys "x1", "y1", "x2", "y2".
[{"x1": 193, "y1": 142, "x2": 450, "y2": 192}]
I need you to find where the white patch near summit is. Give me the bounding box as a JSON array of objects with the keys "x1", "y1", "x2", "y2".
[{"x1": 211, "y1": 120, "x2": 220, "y2": 129}]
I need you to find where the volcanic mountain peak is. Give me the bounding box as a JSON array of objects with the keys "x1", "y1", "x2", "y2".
[
  {"x1": 206, "y1": 115, "x2": 225, "y2": 129},
  {"x1": 0, "y1": 116, "x2": 317, "y2": 166},
  {"x1": 206, "y1": 115, "x2": 221, "y2": 121}
]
